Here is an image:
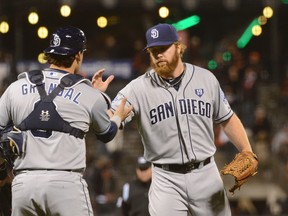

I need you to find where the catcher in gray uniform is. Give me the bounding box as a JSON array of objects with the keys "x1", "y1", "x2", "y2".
[
  {"x1": 95, "y1": 23, "x2": 257, "y2": 216},
  {"x1": 0, "y1": 26, "x2": 132, "y2": 216}
]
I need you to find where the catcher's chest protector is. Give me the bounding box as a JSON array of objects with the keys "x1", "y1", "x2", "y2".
[{"x1": 18, "y1": 70, "x2": 85, "y2": 139}]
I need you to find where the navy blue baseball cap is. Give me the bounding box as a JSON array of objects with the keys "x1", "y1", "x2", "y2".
[
  {"x1": 44, "y1": 26, "x2": 86, "y2": 55},
  {"x1": 145, "y1": 23, "x2": 179, "y2": 49}
]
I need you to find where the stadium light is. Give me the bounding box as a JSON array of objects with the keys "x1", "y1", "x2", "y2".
[
  {"x1": 172, "y1": 15, "x2": 200, "y2": 31},
  {"x1": 237, "y1": 18, "x2": 259, "y2": 49},
  {"x1": 0, "y1": 21, "x2": 9, "y2": 34}
]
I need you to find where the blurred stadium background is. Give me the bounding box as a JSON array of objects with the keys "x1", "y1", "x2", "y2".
[{"x1": 1, "y1": 0, "x2": 288, "y2": 215}]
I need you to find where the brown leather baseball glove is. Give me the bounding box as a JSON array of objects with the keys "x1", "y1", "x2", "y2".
[{"x1": 221, "y1": 151, "x2": 258, "y2": 194}]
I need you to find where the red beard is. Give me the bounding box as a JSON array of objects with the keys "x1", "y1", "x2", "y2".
[{"x1": 150, "y1": 49, "x2": 180, "y2": 78}]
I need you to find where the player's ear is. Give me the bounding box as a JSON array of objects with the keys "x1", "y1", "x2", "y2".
[
  {"x1": 175, "y1": 43, "x2": 182, "y2": 55},
  {"x1": 176, "y1": 42, "x2": 186, "y2": 57},
  {"x1": 75, "y1": 52, "x2": 82, "y2": 64}
]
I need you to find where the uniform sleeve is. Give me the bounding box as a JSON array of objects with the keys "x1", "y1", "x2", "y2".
[
  {"x1": 213, "y1": 82, "x2": 234, "y2": 124},
  {"x1": 90, "y1": 94, "x2": 118, "y2": 143}
]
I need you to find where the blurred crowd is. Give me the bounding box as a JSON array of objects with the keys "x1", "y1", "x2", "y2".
[{"x1": 0, "y1": 30, "x2": 288, "y2": 216}]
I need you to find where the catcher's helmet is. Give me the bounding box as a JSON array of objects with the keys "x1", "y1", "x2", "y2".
[{"x1": 43, "y1": 26, "x2": 86, "y2": 55}]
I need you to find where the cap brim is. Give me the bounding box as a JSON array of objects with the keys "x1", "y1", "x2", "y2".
[
  {"x1": 43, "y1": 47, "x2": 77, "y2": 55},
  {"x1": 144, "y1": 41, "x2": 176, "y2": 50}
]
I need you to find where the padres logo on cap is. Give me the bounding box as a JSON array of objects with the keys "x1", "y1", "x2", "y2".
[
  {"x1": 151, "y1": 29, "x2": 159, "y2": 39},
  {"x1": 52, "y1": 34, "x2": 61, "y2": 47}
]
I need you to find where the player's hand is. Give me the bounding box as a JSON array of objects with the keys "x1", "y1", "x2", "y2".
[
  {"x1": 91, "y1": 68, "x2": 114, "y2": 92},
  {"x1": 113, "y1": 98, "x2": 133, "y2": 122}
]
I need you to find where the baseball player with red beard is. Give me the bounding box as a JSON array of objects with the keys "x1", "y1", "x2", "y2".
[{"x1": 95, "y1": 23, "x2": 257, "y2": 216}]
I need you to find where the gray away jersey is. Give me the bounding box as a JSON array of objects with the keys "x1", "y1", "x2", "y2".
[
  {"x1": 0, "y1": 69, "x2": 113, "y2": 170},
  {"x1": 111, "y1": 63, "x2": 233, "y2": 164}
]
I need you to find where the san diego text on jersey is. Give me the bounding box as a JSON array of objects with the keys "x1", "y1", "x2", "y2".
[{"x1": 150, "y1": 98, "x2": 212, "y2": 125}]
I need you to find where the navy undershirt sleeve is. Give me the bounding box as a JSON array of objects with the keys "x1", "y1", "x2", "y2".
[{"x1": 96, "y1": 121, "x2": 118, "y2": 143}]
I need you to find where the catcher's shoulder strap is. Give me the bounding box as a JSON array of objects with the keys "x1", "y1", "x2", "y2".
[{"x1": 18, "y1": 70, "x2": 86, "y2": 139}]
